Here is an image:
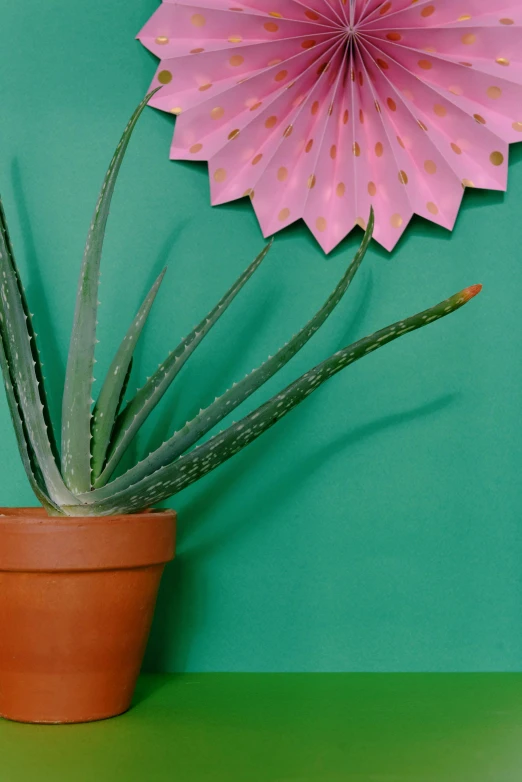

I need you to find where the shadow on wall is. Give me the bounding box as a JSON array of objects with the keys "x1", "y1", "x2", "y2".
[{"x1": 143, "y1": 391, "x2": 458, "y2": 672}]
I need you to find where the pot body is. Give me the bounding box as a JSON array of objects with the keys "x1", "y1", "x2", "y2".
[{"x1": 0, "y1": 507, "x2": 176, "y2": 724}]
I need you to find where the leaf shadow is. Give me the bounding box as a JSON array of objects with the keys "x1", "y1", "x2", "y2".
[{"x1": 143, "y1": 391, "x2": 458, "y2": 672}]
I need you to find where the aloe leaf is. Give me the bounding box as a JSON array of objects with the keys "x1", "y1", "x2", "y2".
[
  {"x1": 0, "y1": 199, "x2": 76, "y2": 506},
  {"x1": 0, "y1": 199, "x2": 60, "y2": 463},
  {"x1": 0, "y1": 328, "x2": 59, "y2": 513},
  {"x1": 91, "y1": 269, "x2": 166, "y2": 481},
  {"x1": 61, "y1": 89, "x2": 159, "y2": 494},
  {"x1": 90, "y1": 211, "x2": 374, "y2": 498},
  {"x1": 69, "y1": 283, "x2": 481, "y2": 516},
  {"x1": 94, "y1": 239, "x2": 273, "y2": 487}
]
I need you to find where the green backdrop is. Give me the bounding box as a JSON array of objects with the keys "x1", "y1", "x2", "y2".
[{"x1": 1, "y1": 0, "x2": 521, "y2": 673}]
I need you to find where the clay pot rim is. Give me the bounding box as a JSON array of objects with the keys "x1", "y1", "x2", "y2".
[{"x1": 0, "y1": 507, "x2": 176, "y2": 572}]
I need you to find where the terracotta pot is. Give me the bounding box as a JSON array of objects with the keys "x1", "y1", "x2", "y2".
[{"x1": 0, "y1": 507, "x2": 176, "y2": 724}]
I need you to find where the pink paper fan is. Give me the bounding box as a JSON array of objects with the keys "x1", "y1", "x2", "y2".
[{"x1": 138, "y1": 0, "x2": 522, "y2": 252}]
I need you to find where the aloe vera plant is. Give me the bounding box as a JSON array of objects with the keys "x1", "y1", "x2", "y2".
[{"x1": 0, "y1": 93, "x2": 482, "y2": 517}]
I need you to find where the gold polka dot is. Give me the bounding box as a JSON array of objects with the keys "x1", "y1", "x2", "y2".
[
  {"x1": 449, "y1": 85, "x2": 463, "y2": 95},
  {"x1": 269, "y1": 11, "x2": 282, "y2": 17},
  {"x1": 189, "y1": 143, "x2": 203, "y2": 154},
  {"x1": 191, "y1": 13, "x2": 206, "y2": 26},
  {"x1": 228, "y1": 35, "x2": 242, "y2": 43},
  {"x1": 353, "y1": 142, "x2": 361, "y2": 156},
  {"x1": 380, "y1": 2, "x2": 392, "y2": 14},
  {"x1": 155, "y1": 36, "x2": 169, "y2": 45},
  {"x1": 283, "y1": 124, "x2": 293, "y2": 137},
  {"x1": 424, "y1": 160, "x2": 437, "y2": 174},
  {"x1": 305, "y1": 9, "x2": 319, "y2": 20},
  {"x1": 386, "y1": 31, "x2": 402, "y2": 41},
  {"x1": 278, "y1": 207, "x2": 290, "y2": 222},
  {"x1": 512, "y1": 121, "x2": 522, "y2": 132},
  {"x1": 457, "y1": 14, "x2": 471, "y2": 21},
  {"x1": 229, "y1": 55, "x2": 244, "y2": 67},
  {"x1": 330, "y1": 144, "x2": 337, "y2": 160},
  {"x1": 375, "y1": 101, "x2": 381, "y2": 113},
  {"x1": 462, "y1": 33, "x2": 476, "y2": 44},
  {"x1": 277, "y1": 166, "x2": 288, "y2": 182},
  {"x1": 214, "y1": 168, "x2": 226, "y2": 182},
  {"x1": 375, "y1": 141, "x2": 384, "y2": 157},
  {"x1": 434, "y1": 103, "x2": 446, "y2": 117},
  {"x1": 359, "y1": 109, "x2": 364, "y2": 124},
  {"x1": 190, "y1": 47, "x2": 204, "y2": 54},
  {"x1": 302, "y1": 39, "x2": 316, "y2": 49},
  {"x1": 336, "y1": 182, "x2": 345, "y2": 197},
  {"x1": 421, "y1": 4, "x2": 435, "y2": 17},
  {"x1": 390, "y1": 214, "x2": 403, "y2": 228},
  {"x1": 418, "y1": 120, "x2": 428, "y2": 131},
  {"x1": 252, "y1": 153, "x2": 263, "y2": 165},
  {"x1": 499, "y1": 18, "x2": 514, "y2": 24},
  {"x1": 343, "y1": 109, "x2": 349, "y2": 124},
  {"x1": 490, "y1": 151, "x2": 504, "y2": 166},
  {"x1": 368, "y1": 181, "x2": 377, "y2": 196},
  {"x1": 496, "y1": 57, "x2": 510, "y2": 66},
  {"x1": 418, "y1": 59, "x2": 432, "y2": 70},
  {"x1": 459, "y1": 61, "x2": 472, "y2": 67},
  {"x1": 170, "y1": 107, "x2": 182, "y2": 115},
  {"x1": 398, "y1": 170, "x2": 408, "y2": 184},
  {"x1": 311, "y1": 101, "x2": 319, "y2": 115},
  {"x1": 462, "y1": 178, "x2": 474, "y2": 187},
  {"x1": 376, "y1": 58, "x2": 389, "y2": 70},
  {"x1": 275, "y1": 69, "x2": 288, "y2": 81},
  {"x1": 268, "y1": 58, "x2": 282, "y2": 66},
  {"x1": 305, "y1": 139, "x2": 313, "y2": 152},
  {"x1": 228, "y1": 129, "x2": 240, "y2": 140},
  {"x1": 158, "y1": 70, "x2": 172, "y2": 84},
  {"x1": 451, "y1": 142, "x2": 462, "y2": 154},
  {"x1": 307, "y1": 174, "x2": 316, "y2": 189},
  {"x1": 387, "y1": 97, "x2": 397, "y2": 111},
  {"x1": 427, "y1": 201, "x2": 439, "y2": 215},
  {"x1": 264, "y1": 21, "x2": 279, "y2": 32},
  {"x1": 249, "y1": 102, "x2": 262, "y2": 111},
  {"x1": 198, "y1": 83, "x2": 212, "y2": 92},
  {"x1": 316, "y1": 217, "x2": 327, "y2": 232},
  {"x1": 265, "y1": 116, "x2": 277, "y2": 129},
  {"x1": 487, "y1": 86, "x2": 502, "y2": 99},
  {"x1": 474, "y1": 114, "x2": 486, "y2": 124},
  {"x1": 211, "y1": 107, "x2": 224, "y2": 120},
  {"x1": 397, "y1": 136, "x2": 405, "y2": 148}
]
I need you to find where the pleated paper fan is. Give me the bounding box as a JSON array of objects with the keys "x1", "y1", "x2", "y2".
[{"x1": 138, "y1": 0, "x2": 522, "y2": 252}]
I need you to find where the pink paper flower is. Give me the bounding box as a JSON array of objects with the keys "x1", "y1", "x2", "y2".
[{"x1": 138, "y1": 1, "x2": 522, "y2": 252}]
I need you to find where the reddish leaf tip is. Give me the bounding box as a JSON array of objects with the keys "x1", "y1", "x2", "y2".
[{"x1": 462, "y1": 284, "x2": 482, "y2": 301}]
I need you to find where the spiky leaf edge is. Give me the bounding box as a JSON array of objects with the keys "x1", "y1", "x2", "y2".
[
  {"x1": 91, "y1": 268, "x2": 166, "y2": 480},
  {"x1": 61, "y1": 88, "x2": 160, "y2": 493},
  {"x1": 89, "y1": 211, "x2": 374, "y2": 498},
  {"x1": 95, "y1": 239, "x2": 273, "y2": 487},
  {"x1": 65, "y1": 284, "x2": 481, "y2": 516}
]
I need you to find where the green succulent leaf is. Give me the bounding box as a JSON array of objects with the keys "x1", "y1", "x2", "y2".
[
  {"x1": 61, "y1": 89, "x2": 159, "y2": 494},
  {"x1": 94, "y1": 239, "x2": 273, "y2": 488},
  {"x1": 87, "y1": 212, "x2": 374, "y2": 500},
  {"x1": 0, "y1": 199, "x2": 76, "y2": 507},
  {"x1": 0, "y1": 328, "x2": 59, "y2": 513},
  {"x1": 67, "y1": 283, "x2": 481, "y2": 516},
  {"x1": 91, "y1": 268, "x2": 166, "y2": 481}
]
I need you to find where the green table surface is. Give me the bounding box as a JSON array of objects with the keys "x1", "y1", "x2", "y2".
[{"x1": 1, "y1": 674, "x2": 522, "y2": 781}]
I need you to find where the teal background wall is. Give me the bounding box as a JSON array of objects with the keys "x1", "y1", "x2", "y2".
[{"x1": 1, "y1": 0, "x2": 521, "y2": 672}]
